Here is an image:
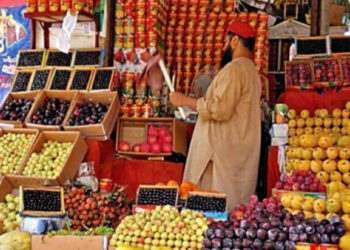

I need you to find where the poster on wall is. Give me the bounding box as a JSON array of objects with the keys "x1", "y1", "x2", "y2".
[{"x1": 0, "y1": 5, "x2": 31, "y2": 105}]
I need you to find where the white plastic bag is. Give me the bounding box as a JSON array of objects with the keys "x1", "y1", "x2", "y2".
[{"x1": 57, "y1": 10, "x2": 78, "y2": 53}]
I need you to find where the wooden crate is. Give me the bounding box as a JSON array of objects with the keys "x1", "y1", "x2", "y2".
[
  {"x1": 0, "y1": 176, "x2": 15, "y2": 202},
  {"x1": 29, "y1": 68, "x2": 54, "y2": 91},
  {"x1": 0, "y1": 128, "x2": 39, "y2": 175},
  {"x1": 44, "y1": 49, "x2": 75, "y2": 67},
  {"x1": 48, "y1": 67, "x2": 74, "y2": 91},
  {"x1": 295, "y1": 36, "x2": 329, "y2": 58},
  {"x1": 313, "y1": 57, "x2": 343, "y2": 88},
  {"x1": 116, "y1": 117, "x2": 187, "y2": 157},
  {"x1": 19, "y1": 186, "x2": 65, "y2": 216},
  {"x1": 7, "y1": 131, "x2": 87, "y2": 187},
  {"x1": 67, "y1": 68, "x2": 95, "y2": 91},
  {"x1": 89, "y1": 67, "x2": 115, "y2": 91},
  {"x1": 16, "y1": 49, "x2": 46, "y2": 68},
  {"x1": 0, "y1": 92, "x2": 39, "y2": 128},
  {"x1": 10, "y1": 69, "x2": 35, "y2": 93},
  {"x1": 329, "y1": 35, "x2": 350, "y2": 55},
  {"x1": 73, "y1": 48, "x2": 102, "y2": 67},
  {"x1": 63, "y1": 92, "x2": 120, "y2": 140},
  {"x1": 284, "y1": 59, "x2": 314, "y2": 90},
  {"x1": 25, "y1": 90, "x2": 78, "y2": 131},
  {"x1": 136, "y1": 185, "x2": 179, "y2": 206}
]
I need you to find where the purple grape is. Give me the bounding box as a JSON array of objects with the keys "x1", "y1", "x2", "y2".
[
  {"x1": 331, "y1": 234, "x2": 340, "y2": 244},
  {"x1": 257, "y1": 228, "x2": 267, "y2": 240},
  {"x1": 321, "y1": 234, "x2": 330, "y2": 243},
  {"x1": 263, "y1": 240, "x2": 275, "y2": 250},
  {"x1": 299, "y1": 233, "x2": 308, "y2": 242},
  {"x1": 224, "y1": 228, "x2": 234, "y2": 238},
  {"x1": 278, "y1": 232, "x2": 287, "y2": 241},
  {"x1": 206, "y1": 228, "x2": 215, "y2": 239},
  {"x1": 317, "y1": 225, "x2": 326, "y2": 234},
  {"x1": 235, "y1": 228, "x2": 246, "y2": 239},
  {"x1": 336, "y1": 224, "x2": 346, "y2": 236},
  {"x1": 233, "y1": 239, "x2": 242, "y2": 248},
  {"x1": 242, "y1": 238, "x2": 252, "y2": 248},
  {"x1": 203, "y1": 238, "x2": 212, "y2": 247},
  {"x1": 211, "y1": 238, "x2": 222, "y2": 248},
  {"x1": 325, "y1": 224, "x2": 335, "y2": 234},
  {"x1": 222, "y1": 238, "x2": 233, "y2": 248},
  {"x1": 289, "y1": 233, "x2": 299, "y2": 242},
  {"x1": 240, "y1": 219, "x2": 249, "y2": 229},
  {"x1": 285, "y1": 240, "x2": 296, "y2": 250},
  {"x1": 252, "y1": 239, "x2": 263, "y2": 249},
  {"x1": 267, "y1": 228, "x2": 279, "y2": 241},
  {"x1": 215, "y1": 228, "x2": 225, "y2": 239},
  {"x1": 305, "y1": 225, "x2": 315, "y2": 234},
  {"x1": 275, "y1": 241, "x2": 284, "y2": 249},
  {"x1": 309, "y1": 234, "x2": 319, "y2": 244},
  {"x1": 260, "y1": 221, "x2": 270, "y2": 230},
  {"x1": 246, "y1": 228, "x2": 257, "y2": 239}
]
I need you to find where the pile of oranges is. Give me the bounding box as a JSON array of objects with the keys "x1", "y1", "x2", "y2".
[{"x1": 155, "y1": 180, "x2": 218, "y2": 199}]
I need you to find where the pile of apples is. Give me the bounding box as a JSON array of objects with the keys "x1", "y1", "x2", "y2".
[
  {"x1": 274, "y1": 171, "x2": 326, "y2": 193},
  {"x1": 285, "y1": 62, "x2": 312, "y2": 86},
  {"x1": 314, "y1": 59, "x2": 341, "y2": 82},
  {"x1": 0, "y1": 194, "x2": 21, "y2": 233},
  {"x1": 64, "y1": 187, "x2": 130, "y2": 230},
  {"x1": 109, "y1": 206, "x2": 208, "y2": 250},
  {"x1": 118, "y1": 125, "x2": 173, "y2": 154}
]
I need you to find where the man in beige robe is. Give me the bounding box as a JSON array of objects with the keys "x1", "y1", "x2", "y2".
[{"x1": 170, "y1": 21, "x2": 261, "y2": 211}]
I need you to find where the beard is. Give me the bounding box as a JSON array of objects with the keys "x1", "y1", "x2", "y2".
[{"x1": 220, "y1": 46, "x2": 233, "y2": 69}]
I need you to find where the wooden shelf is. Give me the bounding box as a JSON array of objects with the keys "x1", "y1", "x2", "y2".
[{"x1": 24, "y1": 11, "x2": 96, "y2": 23}]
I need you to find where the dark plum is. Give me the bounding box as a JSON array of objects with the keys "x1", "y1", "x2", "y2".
[
  {"x1": 305, "y1": 225, "x2": 315, "y2": 234},
  {"x1": 224, "y1": 228, "x2": 234, "y2": 238},
  {"x1": 234, "y1": 228, "x2": 245, "y2": 239},
  {"x1": 257, "y1": 228, "x2": 267, "y2": 240},
  {"x1": 278, "y1": 232, "x2": 287, "y2": 241},
  {"x1": 29, "y1": 98, "x2": 70, "y2": 125},
  {"x1": 222, "y1": 238, "x2": 233, "y2": 248},
  {"x1": 242, "y1": 238, "x2": 252, "y2": 248},
  {"x1": 320, "y1": 234, "x2": 330, "y2": 244},
  {"x1": 205, "y1": 228, "x2": 215, "y2": 239},
  {"x1": 263, "y1": 240, "x2": 275, "y2": 250},
  {"x1": 214, "y1": 228, "x2": 224, "y2": 239},
  {"x1": 252, "y1": 239, "x2": 263, "y2": 249},
  {"x1": 299, "y1": 233, "x2": 308, "y2": 242},
  {"x1": 285, "y1": 240, "x2": 296, "y2": 250},
  {"x1": 240, "y1": 219, "x2": 249, "y2": 229},
  {"x1": 67, "y1": 101, "x2": 108, "y2": 126},
  {"x1": 267, "y1": 228, "x2": 279, "y2": 241},
  {"x1": 336, "y1": 224, "x2": 346, "y2": 235},
  {"x1": 233, "y1": 239, "x2": 242, "y2": 248},
  {"x1": 211, "y1": 238, "x2": 222, "y2": 248},
  {"x1": 275, "y1": 241, "x2": 284, "y2": 250},
  {"x1": 0, "y1": 98, "x2": 32, "y2": 121},
  {"x1": 246, "y1": 228, "x2": 257, "y2": 239},
  {"x1": 331, "y1": 234, "x2": 340, "y2": 244},
  {"x1": 325, "y1": 224, "x2": 335, "y2": 234},
  {"x1": 289, "y1": 233, "x2": 299, "y2": 242}
]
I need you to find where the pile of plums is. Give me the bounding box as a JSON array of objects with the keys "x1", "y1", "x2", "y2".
[
  {"x1": 31, "y1": 70, "x2": 50, "y2": 90},
  {"x1": 285, "y1": 63, "x2": 312, "y2": 86},
  {"x1": 70, "y1": 70, "x2": 92, "y2": 90},
  {"x1": 74, "y1": 51, "x2": 100, "y2": 66},
  {"x1": 18, "y1": 52, "x2": 43, "y2": 67},
  {"x1": 12, "y1": 72, "x2": 32, "y2": 92},
  {"x1": 29, "y1": 98, "x2": 70, "y2": 125},
  {"x1": 91, "y1": 70, "x2": 112, "y2": 90},
  {"x1": 50, "y1": 70, "x2": 71, "y2": 90},
  {"x1": 66, "y1": 101, "x2": 108, "y2": 126},
  {"x1": 0, "y1": 98, "x2": 33, "y2": 121},
  {"x1": 46, "y1": 51, "x2": 72, "y2": 66},
  {"x1": 314, "y1": 60, "x2": 341, "y2": 82}
]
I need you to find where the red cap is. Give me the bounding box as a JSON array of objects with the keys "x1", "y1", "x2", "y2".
[{"x1": 226, "y1": 21, "x2": 255, "y2": 38}]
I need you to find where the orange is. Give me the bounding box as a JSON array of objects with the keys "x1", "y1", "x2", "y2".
[
  {"x1": 167, "y1": 180, "x2": 179, "y2": 187},
  {"x1": 181, "y1": 181, "x2": 196, "y2": 191},
  {"x1": 155, "y1": 182, "x2": 165, "y2": 186}
]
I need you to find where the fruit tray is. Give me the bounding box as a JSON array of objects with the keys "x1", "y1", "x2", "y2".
[
  {"x1": 73, "y1": 48, "x2": 102, "y2": 67},
  {"x1": 11, "y1": 69, "x2": 35, "y2": 93},
  {"x1": 329, "y1": 35, "x2": 350, "y2": 55},
  {"x1": 136, "y1": 185, "x2": 179, "y2": 206},
  {"x1": 312, "y1": 57, "x2": 343, "y2": 88},
  {"x1": 295, "y1": 36, "x2": 328, "y2": 58},
  {"x1": 29, "y1": 69, "x2": 54, "y2": 91},
  {"x1": 16, "y1": 49, "x2": 46, "y2": 69},
  {"x1": 19, "y1": 186, "x2": 65, "y2": 217},
  {"x1": 63, "y1": 92, "x2": 120, "y2": 140},
  {"x1": 0, "y1": 176, "x2": 15, "y2": 202},
  {"x1": 284, "y1": 60, "x2": 314, "y2": 90},
  {"x1": 25, "y1": 90, "x2": 78, "y2": 131},
  {"x1": 67, "y1": 68, "x2": 95, "y2": 91},
  {"x1": 89, "y1": 67, "x2": 115, "y2": 92},
  {"x1": 116, "y1": 117, "x2": 187, "y2": 157},
  {"x1": 0, "y1": 128, "x2": 40, "y2": 175},
  {"x1": 48, "y1": 67, "x2": 74, "y2": 91},
  {"x1": 338, "y1": 55, "x2": 350, "y2": 86},
  {"x1": 185, "y1": 191, "x2": 227, "y2": 212},
  {"x1": 44, "y1": 49, "x2": 74, "y2": 67},
  {"x1": 0, "y1": 92, "x2": 39, "y2": 128},
  {"x1": 272, "y1": 188, "x2": 326, "y2": 200},
  {"x1": 7, "y1": 131, "x2": 87, "y2": 187}
]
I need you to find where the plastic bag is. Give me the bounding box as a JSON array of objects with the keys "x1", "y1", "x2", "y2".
[
  {"x1": 57, "y1": 10, "x2": 78, "y2": 53},
  {"x1": 74, "y1": 162, "x2": 98, "y2": 191}
]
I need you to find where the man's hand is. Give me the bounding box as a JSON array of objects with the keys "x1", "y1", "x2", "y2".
[{"x1": 169, "y1": 92, "x2": 198, "y2": 111}]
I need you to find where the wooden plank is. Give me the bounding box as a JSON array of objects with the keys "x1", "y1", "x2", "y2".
[{"x1": 311, "y1": 0, "x2": 320, "y2": 36}]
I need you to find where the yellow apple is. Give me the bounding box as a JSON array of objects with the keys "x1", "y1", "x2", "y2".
[
  {"x1": 302, "y1": 149, "x2": 313, "y2": 160},
  {"x1": 339, "y1": 147, "x2": 350, "y2": 160},
  {"x1": 291, "y1": 195, "x2": 303, "y2": 210},
  {"x1": 324, "y1": 128, "x2": 332, "y2": 134},
  {"x1": 305, "y1": 127, "x2": 314, "y2": 135},
  {"x1": 301, "y1": 197, "x2": 315, "y2": 211},
  {"x1": 333, "y1": 108, "x2": 342, "y2": 118},
  {"x1": 318, "y1": 136, "x2": 334, "y2": 148},
  {"x1": 324, "y1": 118, "x2": 333, "y2": 128},
  {"x1": 314, "y1": 213, "x2": 326, "y2": 221},
  {"x1": 289, "y1": 137, "x2": 300, "y2": 147},
  {"x1": 326, "y1": 147, "x2": 338, "y2": 159},
  {"x1": 296, "y1": 128, "x2": 305, "y2": 136},
  {"x1": 320, "y1": 109, "x2": 329, "y2": 119},
  {"x1": 285, "y1": 161, "x2": 294, "y2": 172},
  {"x1": 289, "y1": 128, "x2": 296, "y2": 137},
  {"x1": 286, "y1": 148, "x2": 293, "y2": 158},
  {"x1": 287, "y1": 109, "x2": 297, "y2": 119},
  {"x1": 338, "y1": 160, "x2": 350, "y2": 173},
  {"x1": 288, "y1": 119, "x2": 296, "y2": 128},
  {"x1": 299, "y1": 134, "x2": 318, "y2": 148},
  {"x1": 314, "y1": 127, "x2": 323, "y2": 135},
  {"x1": 326, "y1": 198, "x2": 342, "y2": 213},
  {"x1": 317, "y1": 171, "x2": 330, "y2": 184},
  {"x1": 305, "y1": 117, "x2": 314, "y2": 127},
  {"x1": 341, "y1": 214, "x2": 350, "y2": 231},
  {"x1": 343, "y1": 173, "x2": 350, "y2": 184},
  {"x1": 343, "y1": 109, "x2": 350, "y2": 118},
  {"x1": 304, "y1": 211, "x2": 313, "y2": 219},
  {"x1": 337, "y1": 136, "x2": 350, "y2": 147},
  {"x1": 300, "y1": 110, "x2": 310, "y2": 119},
  {"x1": 315, "y1": 118, "x2": 323, "y2": 127},
  {"x1": 323, "y1": 159, "x2": 337, "y2": 173},
  {"x1": 313, "y1": 199, "x2": 326, "y2": 213},
  {"x1": 311, "y1": 160, "x2": 323, "y2": 173},
  {"x1": 330, "y1": 171, "x2": 342, "y2": 182},
  {"x1": 297, "y1": 119, "x2": 305, "y2": 128},
  {"x1": 338, "y1": 181, "x2": 347, "y2": 191},
  {"x1": 332, "y1": 127, "x2": 341, "y2": 133},
  {"x1": 314, "y1": 109, "x2": 321, "y2": 117},
  {"x1": 346, "y1": 101, "x2": 350, "y2": 110},
  {"x1": 293, "y1": 148, "x2": 303, "y2": 159},
  {"x1": 281, "y1": 194, "x2": 292, "y2": 208},
  {"x1": 312, "y1": 147, "x2": 326, "y2": 160},
  {"x1": 298, "y1": 160, "x2": 311, "y2": 171},
  {"x1": 342, "y1": 201, "x2": 350, "y2": 214},
  {"x1": 328, "y1": 181, "x2": 340, "y2": 194}
]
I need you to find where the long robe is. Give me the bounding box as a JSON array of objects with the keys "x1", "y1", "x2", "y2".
[{"x1": 184, "y1": 57, "x2": 261, "y2": 211}]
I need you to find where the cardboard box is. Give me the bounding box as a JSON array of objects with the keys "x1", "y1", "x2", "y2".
[
  {"x1": 7, "y1": 131, "x2": 87, "y2": 187},
  {"x1": 63, "y1": 92, "x2": 120, "y2": 140},
  {"x1": 116, "y1": 118, "x2": 187, "y2": 157},
  {"x1": 16, "y1": 49, "x2": 46, "y2": 69},
  {"x1": 44, "y1": 49, "x2": 75, "y2": 67},
  {"x1": 31, "y1": 235, "x2": 110, "y2": 250},
  {"x1": 25, "y1": 90, "x2": 78, "y2": 131},
  {"x1": 10, "y1": 69, "x2": 35, "y2": 93},
  {"x1": 330, "y1": 4, "x2": 346, "y2": 26},
  {"x1": 89, "y1": 67, "x2": 115, "y2": 92},
  {"x1": 0, "y1": 176, "x2": 15, "y2": 202},
  {"x1": 47, "y1": 67, "x2": 74, "y2": 91},
  {"x1": 0, "y1": 92, "x2": 39, "y2": 128},
  {"x1": 67, "y1": 68, "x2": 95, "y2": 91},
  {"x1": 73, "y1": 48, "x2": 102, "y2": 68},
  {"x1": 29, "y1": 68, "x2": 54, "y2": 91}
]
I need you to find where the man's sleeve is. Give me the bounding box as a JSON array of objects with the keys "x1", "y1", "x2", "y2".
[{"x1": 196, "y1": 64, "x2": 242, "y2": 122}]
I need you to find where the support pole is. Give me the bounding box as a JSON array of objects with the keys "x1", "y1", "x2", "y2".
[
  {"x1": 311, "y1": 0, "x2": 320, "y2": 36},
  {"x1": 319, "y1": 0, "x2": 330, "y2": 35},
  {"x1": 104, "y1": 0, "x2": 115, "y2": 66}
]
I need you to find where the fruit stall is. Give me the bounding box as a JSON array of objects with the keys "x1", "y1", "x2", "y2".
[{"x1": 1, "y1": 0, "x2": 350, "y2": 250}]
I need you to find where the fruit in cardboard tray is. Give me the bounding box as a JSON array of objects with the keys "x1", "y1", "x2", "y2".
[
  {"x1": 22, "y1": 141, "x2": 73, "y2": 178},
  {"x1": 118, "y1": 141, "x2": 130, "y2": 152},
  {"x1": 18, "y1": 52, "x2": 43, "y2": 67},
  {"x1": 70, "y1": 71, "x2": 92, "y2": 90},
  {"x1": 0, "y1": 133, "x2": 36, "y2": 174},
  {"x1": 314, "y1": 60, "x2": 340, "y2": 82},
  {"x1": 67, "y1": 101, "x2": 108, "y2": 126},
  {"x1": 51, "y1": 70, "x2": 71, "y2": 90},
  {"x1": 140, "y1": 143, "x2": 150, "y2": 153},
  {"x1": 31, "y1": 70, "x2": 50, "y2": 90},
  {"x1": 12, "y1": 72, "x2": 32, "y2": 92},
  {"x1": 29, "y1": 98, "x2": 70, "y2": 125},
  {"x1": 46, "y1": 51, "x2": 72, "y2": 66},
  {"x1": 75, "y1": 51, "x2": 100, "y2": 66},
  {"x1": 92, "y1": 70, "x2": 112, "y2": 90},
  {"x1": 0, "y1": 98, "x2": 33, "y2": 122},
  {"x1": 0, "y1": 194, "x2": 21, "y2": 233},
  {"x1": 132, "y1": 144, "x2": 141, "y2": 153}
]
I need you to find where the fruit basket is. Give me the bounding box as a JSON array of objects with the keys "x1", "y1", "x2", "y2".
[
  {"x1": 25, "y1": 90, "x2": 78, "y2": 131},
  {"x1": 11, "y1": 69, "x2": 35, "y2": 93},
  {"x1": 29, "y1": 68, "x2": 54, "y2": 91},
  {"x1": 48, "y1": 67, "x2": 74, "y2": 90},
  {"x1": 116, "y1": 117, "x2": 187, "y2": 157},
  {"x1": 136, "y1": 185, "x2": 179, "y2": 206},
  {"x1": 19, "y1": 186, "x2": 65, "y2": 217},
  {"x1": 0, "y1": 128, "x2": 39, "y2": 176},
  {"x1": 44, "y1": 49, "x2": 74, "y2": 67},
  {"x1": 73, "y1": 48, "x2": 102, "y2": 67},
  {"x1": 63, "y1": 92, "x2": 120, "y2": 140},
  {"x1": 285, "y1": 60, "x2": 314, "y2": 90},
  {"x1": 7, "y1": 131, "x2": 87, "y2": 187},
  {"x1": 16, "y1": 49, "x2": 46, "y2": 68},
  {"x1": 0, "y1": 92, "x2": 39, "y2": 128},
  {"x1": 67, "y1": 68, "x2": 94, "y2": 91},
  {"x1": 89, "y1": 67, "x2": 115, "y2": 92},
  {"x1": 185, "y1": 191, "x2": 227, "y2": 212},
  {"x1": 313, "y1": 57, "x2": 343, "y2": 88}
]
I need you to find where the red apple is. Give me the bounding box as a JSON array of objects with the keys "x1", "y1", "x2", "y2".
[
  {"x1": 118, "y1": 141, "x2": 130, "y2": 152},
  {"x1": 162, "y1": 135, "x2": 173, "y2": 143},
  {"x1": 151, "y1": 143, "x2": 161, "y2": 153},
  {"x1": 161, "y1": 143, "x2": 172, "y2": 153},
  {"x1": 158, "y1": 127, "x2": 170, "y2": 138},
  {"x1": 309, "y1": 183, "x2": 318, "y2": 192},
  {"x1": 292, "y1": 183, "x2": 300, "y2": 191},
  {"x1": 147, "y1": 135, "x2": 158, "y2": 144},
  {"x1": 140, "y1": 143, "x2": 151, "y2": 153},
  {"x1": 148, "y1": 126, "x2": 158, "y2": 137},
  {"x1": 132, "y1": 144, "x2": 141, "y2": 152},
  {"x1": 275, "y1": 181, "x2": 283, "y2": 189}
]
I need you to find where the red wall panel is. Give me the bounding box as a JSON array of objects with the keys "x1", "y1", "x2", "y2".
[{"x1": 0, "y1": 0, "x2": 26, "y2": 8}]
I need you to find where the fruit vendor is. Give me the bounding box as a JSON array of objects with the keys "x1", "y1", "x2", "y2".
[{"x1": 170, "y1": 21, "x2": 261, "y2": 210}]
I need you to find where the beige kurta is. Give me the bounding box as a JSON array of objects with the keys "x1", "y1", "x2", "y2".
[{"x1": 184, "y1": 57, "x2": 261, "y2": 211}]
